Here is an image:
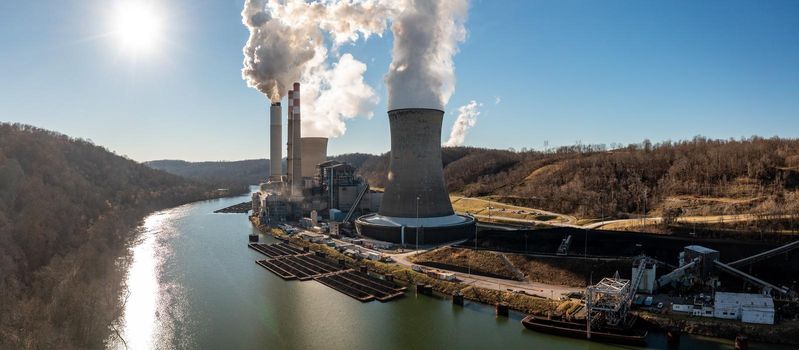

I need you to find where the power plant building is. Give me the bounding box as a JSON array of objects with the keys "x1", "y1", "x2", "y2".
[
  {"x1": 301, "y1": 137, "x2": 328, "y2": 180},
  {"x1": 255, "y1": 82, "x2": 379, "y2": 227}
]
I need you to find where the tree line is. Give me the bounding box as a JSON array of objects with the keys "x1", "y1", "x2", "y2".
[
  {"x1": 347, "y1": 136, "x2": 799, "y2": 221},
  {"x1": 0, "y1": 123, "x2": 230, "y2": 349}
]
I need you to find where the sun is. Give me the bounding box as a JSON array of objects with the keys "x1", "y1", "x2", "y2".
[{"x1": 112, "y1": 1, "x2": 164, "y2": 54}]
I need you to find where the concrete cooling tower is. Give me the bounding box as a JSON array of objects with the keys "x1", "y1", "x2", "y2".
[
  {"x1": 301, "y1": 137, "x2": 328, "y2": 177},
  {"x1": 355, "y1": 108, "x2": 475, "y2": 244}
]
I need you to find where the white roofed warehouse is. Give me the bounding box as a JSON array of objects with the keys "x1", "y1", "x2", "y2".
[{"x1": 713, "y1": 292, "x2": 775, "y2": 325}]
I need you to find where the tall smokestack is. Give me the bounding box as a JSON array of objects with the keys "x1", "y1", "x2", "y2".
[
  {"x1": 269, "y1": 102, "x2": 282, "y2": 180},
  {"x1": 291, "y1": 82, "x2": 303, "y2": 197},
  {"x1": 287, "y1": 90, "x2": 294, "y2": 185}
]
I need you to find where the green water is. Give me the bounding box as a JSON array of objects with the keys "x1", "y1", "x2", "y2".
[{"x1": 110, "y1": 191, "x2": 777, "y2": 350}]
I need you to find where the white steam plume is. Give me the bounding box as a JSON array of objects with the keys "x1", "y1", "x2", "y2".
[
  {"x1": 444, "y1": 100, "x2": 481, "y2": 147},
  {"x1": 241, "y1": 0, "x2": 399, "y2": 136},
  {"x1": 242, "y1": 0, "x2": 471, "y2": 135},
  {"x1": 385, "y1": 0, "x2": 469, "y2": 111},
  {"x1": 241, "y1": 0, "x2": 316, "y2": 102}
]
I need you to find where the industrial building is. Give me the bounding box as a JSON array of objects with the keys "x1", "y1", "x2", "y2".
[
  {"x1": 254, "y1": 100, "x2": 475, "y2": 244},
  {"x1": 713, "y1": 292, "x2": 775, "y2": 325},
  {"x1": 355, "y1": 108, "x2": 476, "y2": 244},
  {"x1": 251, "y1": 82, "x2": 381, "y2": 229}
]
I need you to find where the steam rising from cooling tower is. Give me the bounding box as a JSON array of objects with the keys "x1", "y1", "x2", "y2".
[
  {"x1": 355, "y1": 0, "x2": 474, "y2": 244},
  {"x1": 385, "y1": 0, "x2": 468, "y2": 111}
]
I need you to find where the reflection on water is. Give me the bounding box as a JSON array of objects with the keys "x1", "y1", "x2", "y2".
[
  {"x1": 114, "y1": 212, "x2": 168, "y2": 349},
  {"x1": 122, "y1": 213, "x2": 160, "y2": 348},
  {"x1": 111, "y1": 208, "x2": 192, "y2": 349}
]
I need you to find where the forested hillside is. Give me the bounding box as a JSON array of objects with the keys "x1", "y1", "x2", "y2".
[
  {"x1": 145, "y1": 159, "x2": 269, "y2": 189},
  {"x1": 144, "y1": 136, "x2": 799, "y2": 223},
  {"x1": 353, "y1": 137, "x2": 799, "y2": 220},
  {"x1": 146, "y1": 154, "x2": 373, "y2": 187},
  {"x1": 0, "y1": 123, "x2": 226, "y2": 349}
]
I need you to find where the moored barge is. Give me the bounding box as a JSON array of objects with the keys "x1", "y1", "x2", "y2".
[{"x1": 521, "y1": 315, "x2": 647, "y2": 347}]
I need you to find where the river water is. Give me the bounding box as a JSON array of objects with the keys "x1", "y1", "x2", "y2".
[{"x1": 108, "y1": 191, "x2": 776, "y2": 350}]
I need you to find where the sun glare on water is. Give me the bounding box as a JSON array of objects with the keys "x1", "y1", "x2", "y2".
[{"x1": 112, "y1": 1, "x2": 164, "y2": 54}]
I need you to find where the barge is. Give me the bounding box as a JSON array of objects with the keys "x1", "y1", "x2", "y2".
[{"x1": 521, "y1": 315, "x2": 647, "y2": 347}]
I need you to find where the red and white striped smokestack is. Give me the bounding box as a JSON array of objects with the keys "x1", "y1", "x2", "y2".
[
  {"x1": 286, "y1": 90, "x2": 294, "y2": 186},
  {"x1": 291, "y1": 82, "x2": 303, "y2": 197}
]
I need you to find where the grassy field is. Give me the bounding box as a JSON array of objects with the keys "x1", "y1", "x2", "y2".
[
  {"x1": 410, "y1": 247, "x2": 520, "y2": 280},
  {"x1": 451, "y1": 195, "x2": 574, "y2": 224}
]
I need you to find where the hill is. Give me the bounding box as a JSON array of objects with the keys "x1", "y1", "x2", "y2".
[
  {"x1": 145, "y1": 153, "x2": 372, "y2": 187},
  {"x1": 353, "y1": 137, "x2": 799, "y2": 232},
  {"x1": 0, "y1": 123, "x2": 228, "y2": 349},
  {"x1": 146, "y1": 159, "x2": 270, "y2": 189},
  {"x1": 145, "y1": 137, "x2": 799, "y2": 233}
]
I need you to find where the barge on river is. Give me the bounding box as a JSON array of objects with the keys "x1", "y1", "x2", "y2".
[{"x1": 521, "y1": 315, "x2": 647, "y2": 347}]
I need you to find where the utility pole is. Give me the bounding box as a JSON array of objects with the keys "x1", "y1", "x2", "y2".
[
  {"x1": 643, "y1": 188, "x2": 648, "y2": 227},
  {"x1": 416, "y1": 195, "x2": 420, "y2": 253},
  {"x1": 525, "y1": 233, "x2": 528, "y2": 254},
  {"x1": 586, "y1": 287, "x2": 592, "y2": 340}
]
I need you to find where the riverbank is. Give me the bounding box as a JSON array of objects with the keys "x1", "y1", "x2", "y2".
[
  {"x1": 639, "y1": 312, "x2": 799, "y2": 346},
  {"x1": 250, "y1": 216, "x2": 799, "y2": 347},
  {"x1": 250, "y1": 216, "x2": 558, "y2": 316}
]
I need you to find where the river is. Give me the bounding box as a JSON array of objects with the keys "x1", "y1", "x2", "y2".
[{"x1": 108, "y1": 191, "x2": 778, "y2": 349}]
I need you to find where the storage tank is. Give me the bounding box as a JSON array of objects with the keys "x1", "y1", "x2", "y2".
[{"x1": 300, "y1": 137, "x2": 328, "y2": 178}]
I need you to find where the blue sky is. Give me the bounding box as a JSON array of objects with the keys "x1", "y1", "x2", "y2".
[{"x1": 1, "y1": 0, "x2": 797, "y2": 161}]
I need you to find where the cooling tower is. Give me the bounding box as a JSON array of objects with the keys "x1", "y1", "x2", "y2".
[
  {"x1": 301, "y1": 137, "x2": 328, "y2": 177},
  {"x1": 269, "y1": 102, "x2": 282, "y2": 180},
  {"x1": 356, "y1": 108, "x2": 475, "y2": 244}
]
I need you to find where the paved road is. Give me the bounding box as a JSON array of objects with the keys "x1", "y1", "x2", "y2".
[
  {"x1": 389, "y1": 250, "x2": 581, "y2": 300},
  {"x1": 469, "y1": 213, "x2": 584, "y2": 229},
  {"x1": 583, "y1": 213, "x2": 798, "y2": 230},
  {"x1": 452, "y1": 196, "x2": 578, "y2": 224},
  {"x1": 290, "y1": 226, "x2": 581, "y2": 300}
]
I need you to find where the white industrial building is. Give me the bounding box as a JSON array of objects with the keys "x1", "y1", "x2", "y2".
[{"x1": 713, "y1": 292, "x2": 775, "y2": 325}]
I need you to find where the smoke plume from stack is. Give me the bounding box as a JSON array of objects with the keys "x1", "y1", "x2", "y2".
[
  {"x1": 444, "y1": 100, "x2": 481, "y2": 147},
  {"x1": 385, "y1": 0, "x2": 469, "y2": 111},
  {"x1": 241, "y1": 0, "x2": 315, "y2": 102},
  {"x1": 241, "y1": 0, "x2": 399, "y2": 137},
  {"x1": 242, "y1": 0, "x2": 470, "y2": 134}
]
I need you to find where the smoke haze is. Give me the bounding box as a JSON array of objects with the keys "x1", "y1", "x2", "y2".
[{"x1": 444, "y1": 100, "x2": 481, "y2": 147}]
